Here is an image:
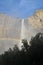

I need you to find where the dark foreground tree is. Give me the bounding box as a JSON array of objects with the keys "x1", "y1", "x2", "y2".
[
  {"x1": 29, "y1": 32, "x2": 43, "y2": 65},
  {"x1": 22, "y1": 39, "x2": 29, "y2": 51},
  {"x1": 0, "y1": 32, "x2": 43, "y2": 65}
]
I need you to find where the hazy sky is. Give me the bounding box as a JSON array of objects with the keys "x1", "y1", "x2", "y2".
[{"x1": 0, "y1": 0, "x2": 43, "y2": 18}]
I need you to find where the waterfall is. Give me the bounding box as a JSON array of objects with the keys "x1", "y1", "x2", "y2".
[
  {"x1": 21, "y1": 19, "x2": 25, "y2": 39},
  {"x1": 19, "y1": 19, "x2": 26, "y2": 49}
]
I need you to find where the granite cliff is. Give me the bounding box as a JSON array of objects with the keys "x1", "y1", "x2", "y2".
[{"x1": 0, "y1": 10, "x2": 43, "y2": 54}]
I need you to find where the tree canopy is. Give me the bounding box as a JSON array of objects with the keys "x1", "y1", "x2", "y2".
[{"x1": 0, "y1": 32, "x2": 43, "y2": 65}]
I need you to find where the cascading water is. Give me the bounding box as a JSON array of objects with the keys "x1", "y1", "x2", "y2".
[
  {"x1": 21, "y1": 19, "x2": 25, "y2": 39},
  {"x1": 19, "y1": 19, "x2": 25, "y2": 49}
]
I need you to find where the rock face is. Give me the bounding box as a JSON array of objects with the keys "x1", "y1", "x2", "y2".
[
  {"x1": 0, "y1": 14, "x2": 34, "y2": 54},
  {"x1": 0, "y1": 10, "x2": 43, "y2": 54},
  {"x1": 0, "y1": 14, "x2": 22, "y2": 54},
  {"x1": 29, "y1": 10, "x2": 43, "y2": 29}
]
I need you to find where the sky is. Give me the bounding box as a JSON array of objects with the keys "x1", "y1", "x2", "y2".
[{"x1": 0, "y1": 0, "x2": 43, "y2": 18}]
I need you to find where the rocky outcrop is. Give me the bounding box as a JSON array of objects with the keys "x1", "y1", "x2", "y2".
[{"x1": 29, "y1": 10, "x2": 43, "y2": 29}]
